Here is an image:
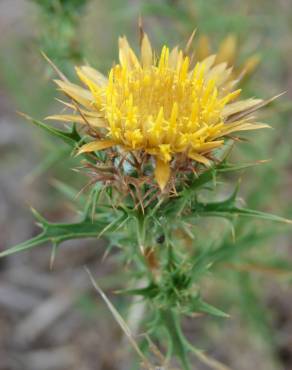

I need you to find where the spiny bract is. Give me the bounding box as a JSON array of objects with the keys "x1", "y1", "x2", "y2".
[{"x1": 48, "y1": 31, "x2": 268, "y2": 190}]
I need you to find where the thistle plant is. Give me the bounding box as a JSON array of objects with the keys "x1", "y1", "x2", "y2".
[{"x1": 2, "y1": 27, "x2": 290, "y2": 369}]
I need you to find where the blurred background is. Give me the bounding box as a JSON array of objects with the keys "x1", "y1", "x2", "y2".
[{"x1": 0, "y1": 0, "x2": 291, "y2": 369}]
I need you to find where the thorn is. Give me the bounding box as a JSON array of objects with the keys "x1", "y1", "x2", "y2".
[
  {"x1": 226, "y1": 92, "x2": 286, "y2": 123},
  {"x1": 101, "y1": 248, "x2": 111, "y2": 263},
  {"x1": 257, "y1": 158, "x2": 272, "y2": 164},
  {"x1": 30, "y1": 207, "x2": 48, "y2": 225},
  {"x1": 41, "y1": 51, "x2": 69, "y2": 82},
  {"x1": 50, "y1": 243, "x2": 58, "y2": 270},
  {"x1": 17, "y1": 111, "x2": 32, "y2": 121},
  {"x1": 184, "y1": 29, "x2": 196, "y2": 55},
  {"x1": 138, "y1": 16, "x2": 144, "y2": 47}
]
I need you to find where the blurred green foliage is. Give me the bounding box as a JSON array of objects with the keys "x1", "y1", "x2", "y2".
[
  {"x1": 32, "y1": 0, "x2": 89, "y2": 14},
  {"x1": 32, "y1": 0, "x2": 90, "y2": 74}
]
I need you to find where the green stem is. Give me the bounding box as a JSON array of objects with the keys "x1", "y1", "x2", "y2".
[
  {"x1": 136, "y1": 210, "x2": 146, "y2": 249},
  {"x1": 133, "y1": 212, "x2": 191, "y2": 368},
  {"x1": 160, "y1": 309, "x2": 191, "y2": 370},
  {"x1": 134, "y1": 212, "x2": 154, "y2": 281}
]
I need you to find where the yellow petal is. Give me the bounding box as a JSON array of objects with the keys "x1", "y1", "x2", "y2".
[
  {"x1": 56, "y1": 100, "x2": 105, "y2": 119},
  {"x1": 46, "y1": 114, "x2": 107, "y2": 128},
  {"x1": 239, "y1": 54, "x2": 261, "y2": 77},
  {"x1": 216, "y1": 121, "x2": 270, "y2": 138},
  {"x1": 200, "y1": 54, "x2": 216, "y2": 72},
  {"x1": 193, "y1": 140, "x2": 224, "y2": 152},
  {"x1": 206, "y1": 62, "x2": 231, "y2": 86},
  {"x1": 155, "y1": 159, "x2": 170, "y2": 191},
  {"x1": 227, "y1": 122, "x2": 270, "y2": 133},
  {"x1": 74, "y1": 68, "x2": 104, "y2": 108},
  {"x1": 77, "y1": 140, "x2": 115, "y2": 155},
  {"x1": 175, "y1": 50, "x2": 184, "y2": 72},
  {"x1": 222, "y1": 99, "x2": 262, "y2": 117},
  {"x1": 196, "y1": 35, "x2": 211, "y2": 61},
  {"x1": 188, "y1": 151, "x2": 211, "y2": 166},
  {"x1": 169, "y1": 46, "x2": 179, "y2": 68},
  {"x1": 226, "y1": 93, "x2": 284, "y2": 123},
  {"x1": 216, "y1": 34, "x2": 237, "y2": 66},
  {"x1": 141, "y1": 33, "x2": 152, "y2": 68},
  {"x1": 54, "y1": 80, "x2": 93, "y2": 108},
  {"x1": 77, "y1": 66, "x2": 108, "y2": 86},
  {"x1": 119, "y1": 36, "x2": 140, "y2": 69}
]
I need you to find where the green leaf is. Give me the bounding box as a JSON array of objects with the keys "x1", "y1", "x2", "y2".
[
  {"x1": 160, "y1": 309, "x2": 191, "y2": 370},
  {"x1": 191, "y1": 298, "x2": 229, "y2": 318},
  {"x1": 183, "y1": 159, "x2": 268, "y2": 195},
  {"x1": 160, "y1": 160, "x2": 268, "y2": 218},
  {"x1": 189, "y1": 231, "x2": 276, "y2": 282},
  {"x1": 217, "y1": 159, "x2": 270, "y2": 173},
  {"x1": 118, "y1": 283, "x2": 159, "y2": 298},
  {"x1": 21, "y1": 114, "x2": 99, "y2": 163},
  {"x1": 21, "y1": 114, "x2": 81, "y2": 147},
  {"x1": 192, "y1": 189, "x2": 292, "y2": 224},
  {"x1": 196, "y1": 204, "x2": 292, "y2": 224},
  {"x1": 0, "y1": 211, "x2": 120, "y2": 258},
  {"x1": 184, "y1": 168, "x2": 216, "y2": 194}
]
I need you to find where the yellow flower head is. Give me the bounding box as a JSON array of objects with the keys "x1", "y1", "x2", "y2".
[{"x1": 48, "y1": 31, "x2": 268, "y2": 190}]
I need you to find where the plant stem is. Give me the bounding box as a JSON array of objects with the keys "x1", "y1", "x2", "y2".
[{"x1": 160, "y1": 308, "x2": 191, "y2": 370}]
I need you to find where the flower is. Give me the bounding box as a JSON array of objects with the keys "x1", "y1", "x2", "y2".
[{"x1": 48, "y1": 31, "x2": 269, "y2": 190}]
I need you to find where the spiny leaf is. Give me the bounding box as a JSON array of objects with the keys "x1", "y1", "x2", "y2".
[
  {"x1": 164, "y1": 160, "x2": 268, "y2": 216},
  {"x1": 0, "y1": 213, "x2": 115, "y2": 258},
  {"x1": 232, "y1": 207, "x2": 292, "y2": 223},
  {"x1": 190, "y1": 231, "x2": 275, "y2": 281},
  {"x1": 185, "y1": 168, "x2": 216, "y2": 193},
  {"x1": 192, "y1": 192, "x2": 292, "y2": 224},
  {"x1": 160, "y1": 309, "x2": 191, "y2": 370},
  {"x1": 20, "y1": 113, "x2": 81, "y2": 147},
  {"x1": 212, "y1": 138, "x2": 234, "y2": 161},
  {"x1": 217, "y1": 159, "x2": 270, "y2": 173},
  {"x1": 191, "y1": 298, "x2": 229, "y2": 318},
  {"x1": 20, "y1": 114, "x2": 99, "y2": 163},
  {"x1": 0, "y1": 233, "x2": 50, "y2": 257},
  {"x1": 158, "y1": 157, "x2": 270, "y2": 219},
  {"x1": 210, "y1": 234, "x2": 266, "y2": 267},
  {"x1": 185, "y1": 159, "x2": 268, "y2": 194},
  {"x1": 189, "y1": 346, "x2": 232, "y2": 370},
  {"x1": 118, "y1": 283, "x2": 160, "y2": 299},
  {"x1": 196, "y1": 205, "x2": 292, "y2": 224}
]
